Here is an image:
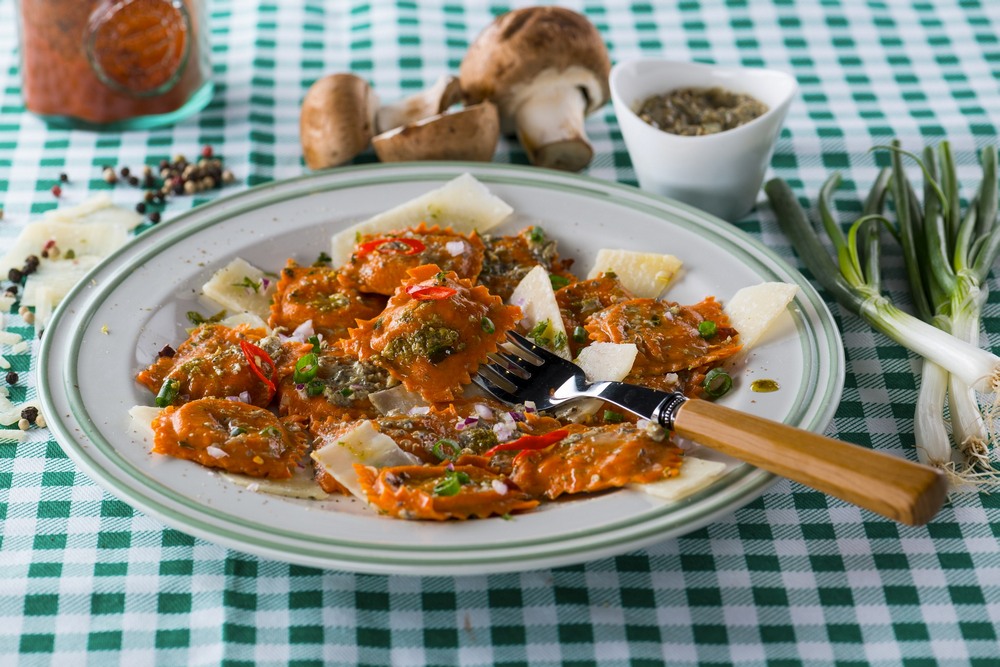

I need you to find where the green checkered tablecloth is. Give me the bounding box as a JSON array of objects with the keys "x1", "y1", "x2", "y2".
[{"x1": 2, "y1": 0, "x2": 1000, "y2": 664}]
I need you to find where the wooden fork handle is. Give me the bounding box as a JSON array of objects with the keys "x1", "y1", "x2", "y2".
[{"x1": 672, "y1": 399, "x2": 948, "y2": 525}]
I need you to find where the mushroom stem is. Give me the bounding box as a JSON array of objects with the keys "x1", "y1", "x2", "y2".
[{"x1": 514, "y1": 82, "x2": 592, "y2": 172}]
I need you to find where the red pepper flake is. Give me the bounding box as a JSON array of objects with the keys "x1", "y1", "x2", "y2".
[
  {"x1": 356, "y1": 237, "x2": 426, "y2": 257},
  {"x1": 50, "y1": 185, "x2": 62, "y2": 197},
  {"x1": 405, "y1": 284, "x2": 457, "y2": 301},
  {"x1": 239, "y1": 340, "x2": 276, "y2": 400},
  {"x1": 201, "y1": 145, "x2": 213, "y2": 158},
  {"x1": 484, "y1": 429, "x2": 568, "y2": 457}
]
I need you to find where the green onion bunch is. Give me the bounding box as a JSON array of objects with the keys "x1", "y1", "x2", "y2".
[{"x1": 765, "y1": 140, "x2": 1000, "y2": 486}]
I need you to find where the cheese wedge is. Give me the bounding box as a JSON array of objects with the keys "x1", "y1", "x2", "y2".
[
  {"x1": 330, "y1": 173, "x2": 513, "y2": 266},
  {"x1": 632, "y1": 456, "x2": 727, "y2": 501},
  {"x1": 201, "y1": 258, "x2": 276, "y2": 320},
  {"x1": 586, "y1": 249, "x2": 682, "y2": 298},
  {"x1": 310, "y1": 420, "x2": 420, "y2": 501},
  {"x1": 723, "y1": 282, "x2": 799, "y2": 351},
  {"x1": 508, "y1": 264, "x2": 570, "y2": 360}
]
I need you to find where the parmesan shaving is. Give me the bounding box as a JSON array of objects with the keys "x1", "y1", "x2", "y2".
[
  {"x1": 311, "y1": 420, "x2": 420, "y2": 501},
  {"x1": 0, "y1": 332, "x2": 22, "y2": 346},
  {"x1": 723, "y1": 282, "x2": 799, "y2": 352},
  {"x1": 508, "y1": 265, "x2": 570, "y2": 360},
  {"x1": 587, "y1": 249, "x2": 682, "y2": 298},
  {"x1": 632, "y1": 457, "x2": 728, "y2": 501},
  {"x1": 330, "y1": 173, "x2": 513, "y2": 266},
  {"x1": 201, "y1": 257, "x2": 276, "y2": 320}
]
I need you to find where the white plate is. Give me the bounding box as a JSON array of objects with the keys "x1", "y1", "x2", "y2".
[{"x1": 39, "y1": 163, "x2": 844, "y2": 575}]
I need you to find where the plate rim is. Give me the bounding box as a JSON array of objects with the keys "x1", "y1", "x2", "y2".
[{"x1": 38, "y1": 162, "x2": 845, "y2": 575}]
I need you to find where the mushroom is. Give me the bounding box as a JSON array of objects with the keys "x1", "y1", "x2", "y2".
[
  {"x1": 300, "y1": 73, "x2": 378, "y2": 169},
  {"x1": 459, "y1": 6, "x2": 611, "y2": 172},
  {"x1": 375, "y1": 74, "x2": 463, "y2": 134},
  {"x1": 372, "y1": 101, "x2": 500, "y2": 162}
]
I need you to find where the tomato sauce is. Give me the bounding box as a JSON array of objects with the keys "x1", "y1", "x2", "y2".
[
  {"x1": 136, "y1": 324, "x2": 305, "y2": 408},
  {"x1": 340, "y1": 225, "x2": 486, "y2": 296},
  {"x1": 478, "y1": 226, "x2": 575, "y2": 300},
  {"x1": 348, "y1": 264, "x2": 521, "y2": 402},
  {"x1": 269, "y1": 261, "x2": 385, "y2": 340},
  {"x1": 556, "y1": 272, "x2": 634, "y2": 355},
  {"x1": 152, "y1": 398, "x2": 309, "y2": 478},
  {"x1": 354, "y1": 456, "x2": 538, "y2": 520},
  {"x1": 17, "y1": 0, "x2": 210, "y2": 126},
  {"x1": 585, "y1": 297, "x2": 741, "y2": 374},
  {"x1": 509, "y1": 424, "x2": 683, "y2": 499}
]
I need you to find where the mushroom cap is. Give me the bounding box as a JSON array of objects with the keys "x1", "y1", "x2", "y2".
[
  {"x1": 372, "y1": 102, "x2": 500, "y2": 163},
  {"x1": 459, "y1": 6, "x2": 610, "y2": 118},
  {"x1": 300, "y1": 73, "x2": 378, "y2": 170}
]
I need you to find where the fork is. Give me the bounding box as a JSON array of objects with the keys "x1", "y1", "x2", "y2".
[{"x1": 475, "y1": 331, "x2": 947, "y2": 526}]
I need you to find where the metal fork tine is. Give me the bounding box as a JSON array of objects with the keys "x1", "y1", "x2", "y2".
[
  {"x1": 473, "y1": 372, "x2": 520, "y2": 404},
  {"x1": 495, "y1": 350, "x2": 532, "y2": 375},
  {"x1": 483, "y1": 358, "x2": 532, "y2": 388},
  {"x1": 506, "y1": 330, "x2": 570, "y2": 367}
]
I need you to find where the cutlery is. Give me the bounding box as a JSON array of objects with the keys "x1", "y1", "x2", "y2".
[{"x1": 475, "y1": 331, "x2": 948, "y2": 525}]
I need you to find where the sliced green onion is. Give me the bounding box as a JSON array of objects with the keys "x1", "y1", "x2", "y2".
[
  {"x1": 603, "y1": 410, "x2": 624, "y2": 423},
  {"x1": 703, "y1": 368, "x2": 732, "y2": 398},
  {"x1": 308, "y1": 335, "x2": 322, "y2": 352},
  {"x1": 433, "y1": 470, "x2": 470, "y2": 496},
  {"x1": 481, "y1": 316, "x2": 495, "y2": 334},
  {"x1": 229, "y1": 426, "x2": 246, "y2": 437},
  {"x1": 293, "y1": 353, "x2": 319, "y2": 383},
  {"x1": 339, "y1": 387, "x2": 353, "y2": 397},
  {"x1": 572, "y1": 326, "x2": 587, "y2": 344},
  {"x1": 549, "y1": 274, "x2": 570, "y2": 290},
  {"x1": 155, "y1": 379, "x2": 180, "y2": 407},
  {"x1": 698, "y1": 320, "x2": 717, "y2": 338},
  {"x1": 306, "y1": 380, "x2": 325, "y2": 397},
  {"x1": 553, "y1": 332, "x2": 567, "y2": 350},
  {"x1": 432, "y1": 438, "x2": 460, "y2": 461}
]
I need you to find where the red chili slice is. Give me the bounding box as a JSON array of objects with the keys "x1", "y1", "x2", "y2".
[
  {"x1": 484, "y1": 429, "x2": 569, "y2": 457},
  {"x1": 405, "y1": 284, "x2": 458, "y2": 301},
  {"x1": 239, "y1": 340, "x2": 277, "y2": 399},
  {"x1": 356, "y1": 237, "x2": 426, "y2": 257}
]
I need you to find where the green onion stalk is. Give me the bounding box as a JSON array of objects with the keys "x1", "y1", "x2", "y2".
[
  {"x1": 879, "y1": 141, "x2": 1000, "y2": 481},
  {"x1": 765, "y1": 168, "x2": 1000, "y2": 486}
]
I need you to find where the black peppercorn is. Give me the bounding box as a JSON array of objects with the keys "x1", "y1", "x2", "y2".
[
  {"x1": 59, "y1": 172, "x2": 69, "y2": 183},
  {"x1": 20, "y1": 405, "x2": 38, "y2": 424},
  {"x1": 128, "y1": 175, "x2": 139, "y2": 186},
  {"x1": 136, "y1": 202, "x2": 147, "y2": 214},
  {"x1": 8, "y1": 268, "x2": 22, "y2": 283},
  {"x1": 120, "y1": 166, "x2": 130, "y2": 178},
  {"x1": 149, "y1": 211, "x2": 162, "y2": 223},
  {"x1": 158, "y1": 344, "x2": 176, "y2": 358},
  {"x1": 6, "y1": 371, "x2": 18, "y2": 385}
]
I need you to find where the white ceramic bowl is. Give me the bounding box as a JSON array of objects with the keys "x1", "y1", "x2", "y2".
[{"x1": 610, "y1": 59, "x2": 797, "y2": 221}]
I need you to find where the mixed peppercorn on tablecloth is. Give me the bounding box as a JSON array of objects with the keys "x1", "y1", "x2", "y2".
[{"x1": 3, "y1": 0, "x2": 1000, "y2": 664}]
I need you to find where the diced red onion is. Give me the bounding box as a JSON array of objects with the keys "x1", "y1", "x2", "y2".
[
  {"x1": 206, "y1": 446, "x2": 228, "y2": 459},
  {"x1": 523, "y1": 401, "x2": 537, "y2": 413},
  {"x1": 508, "y1": 411, "x2": 525, "y2": 423},
  {"x1": 445, "y1": 240, "x2": 465, "y2": 256},
  {"x1": 474, "y1": 403, "x2": 493, "y2": 419},
  {"x1": 491, "y1": 479, "x2": 508, "y2": 495},
  {"x1": 239, "y1": 391, "x2": 251, "y2": 403},
  {"x1": 408, "y1": 406, "x2": 431, "y2": 416},
  {"x1": 288, "y1": 319, "x2": 315, "y2": 343},
  {"x1": 492, "y1": 420, "x2": 516, "y2": 441}
]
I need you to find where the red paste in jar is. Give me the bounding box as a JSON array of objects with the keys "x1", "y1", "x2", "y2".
[{"x1": 18, "y1": 0, "x2": 207, "y2": 124}]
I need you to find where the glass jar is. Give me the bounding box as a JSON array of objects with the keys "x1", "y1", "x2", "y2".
[{"x1": 16, "y1": 0, "x2": 213, "y2": 130}]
